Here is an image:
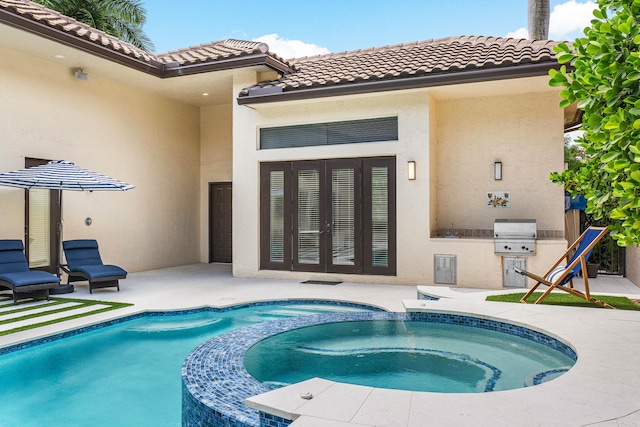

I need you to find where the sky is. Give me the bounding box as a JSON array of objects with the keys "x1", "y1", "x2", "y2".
[{"x1": 142, "y1": 1, "x2": 597, "y2": 58}]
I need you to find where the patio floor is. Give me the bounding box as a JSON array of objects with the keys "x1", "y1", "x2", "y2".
[{"x1": 1, "y1": 263, "x2": 639, "y2": 426}]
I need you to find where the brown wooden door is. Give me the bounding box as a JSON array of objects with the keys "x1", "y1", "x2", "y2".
[{"x1": 209, "y1": 182, "x2": 232, "y2": 263}]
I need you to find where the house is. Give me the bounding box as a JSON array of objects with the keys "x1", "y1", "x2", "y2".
[{"x1": 1, "y1": 0, "x2": 607, "y2": 290}]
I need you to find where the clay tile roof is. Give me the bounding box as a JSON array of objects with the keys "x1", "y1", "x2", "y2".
[
  {"x1": 156, "y1": 39, "x2": 270, "y2": 65},
  {"x1": 240, "y1": 36, "x2": 562, "y2": 101},
  {"x1": 0, "y1": 0, "x2": 156, "y2": 62},
  {"x1": 0, "y1": 0, "x2": 292, "y2": 75}
]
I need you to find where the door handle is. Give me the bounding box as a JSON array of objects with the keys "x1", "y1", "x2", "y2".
[{"x1": 325, "y1": 222, "x2": 332, "y2": 235}]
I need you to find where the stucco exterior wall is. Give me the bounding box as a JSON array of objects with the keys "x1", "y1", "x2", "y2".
[
  {"x1": 626, "y1": 244, "x2": 640, "y2": 286},
  {"x1": 232, "y1": 84, "x2": 568, "y2": 289},
  {"x1": 435, "y1": 91, "x2": 565, "y2": 234},
  {"x1": 0, "y1": 45, "x2": 201, "y2": 272},
  {"x1": 200, "y1": 104, "x2": 233, "y2": 262}
]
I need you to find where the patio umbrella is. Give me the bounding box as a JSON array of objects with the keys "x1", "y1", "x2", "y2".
[{"x1": 0, "y1": 160, "x2": 134, "y2": 293}]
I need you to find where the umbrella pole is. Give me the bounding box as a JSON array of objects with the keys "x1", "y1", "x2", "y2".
[{"x1": 50, "y1": 189, "x2": 74, "y2": 294}]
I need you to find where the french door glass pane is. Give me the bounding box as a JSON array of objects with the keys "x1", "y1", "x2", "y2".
[
  {"x1": 297, "y1": 170, "x2": 320, "y2": 264},
  {"x1": 371, "y1": 166, "x2": 389, "y2": 267},
  {"x1": 28, "y1": 189, "x2": 50, "y2": 268},
  {"x1": 269, "y1": 171, "x2": 285, "y2": 262},
  {"x1": 332, "y1": 168, "x2": 355, "y2": 265}
]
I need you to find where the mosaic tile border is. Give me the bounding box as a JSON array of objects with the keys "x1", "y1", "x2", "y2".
[
  {"x1": 259, "y1": 412, "x2": 292, "y2": 427},
  {"x1": 417, "y1": 291, "x2": 440, "y2": 300},
  {"x1": 530, "y1": 367, "x2": 571, "y2": 386},
  {"x1": 182, "y1": 311, "x2": 577, "y2": 427},
  {"x1": 0, "y1": 299, "x2": 382, "y2": 356}
]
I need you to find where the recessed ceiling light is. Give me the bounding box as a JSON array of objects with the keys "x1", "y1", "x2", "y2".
[
  {"x1": 54, "y1": 54, "x2": 66, "y2": 59},
  {"x1": 202, "y1": 93, "x2": 209, "y2": 96}
]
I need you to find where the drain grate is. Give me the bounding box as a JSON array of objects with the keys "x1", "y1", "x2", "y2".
[{"x1": 301, "y1": 280, "x2": 342, "y2": 285}]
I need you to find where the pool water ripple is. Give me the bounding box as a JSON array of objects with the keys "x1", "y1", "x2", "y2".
[{"x1": 294, "y1": 345, "x2": 502, "y2": 392}]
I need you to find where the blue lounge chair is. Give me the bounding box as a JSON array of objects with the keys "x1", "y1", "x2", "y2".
[
  {"x1": 0, "y1": 239, "x2": 60, "y2": 304},
  {"x1": 61, "y1": 239, "x2": 127, "y2": 293},
  {"x1": 514, "y1": 226, "x2": 613, "y2": 308}
]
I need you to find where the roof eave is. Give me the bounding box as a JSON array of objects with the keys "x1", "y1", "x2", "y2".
[
  {"x1": 162, "y1": 54, "x2": 294, "y2": 78},
  {"x1": 0, "y1": 8, "x2": 294, "y2": 79},
  {"x1": 0, "y1": 7, "x2": 165, "y2": 77},
  {"x1": 237, "y1": 62, "x2": 561, "y2": 106}
]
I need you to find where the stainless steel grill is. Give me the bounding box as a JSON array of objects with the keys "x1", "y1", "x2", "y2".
[{"x1": 494, "y1": 219, "x2": 536, "y2": 255}]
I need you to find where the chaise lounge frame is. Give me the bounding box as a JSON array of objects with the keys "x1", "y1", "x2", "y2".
[
  {"x1": 0, "y1": 239, "x2": 60, "y2": 304},
  {"x1": 61, "y1": 239, "x2": 126, "y2": 294}
]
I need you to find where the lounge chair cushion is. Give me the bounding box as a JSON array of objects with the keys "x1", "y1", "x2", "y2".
[
  {"x1": 72, "y1": 264, "x2": 127, "y2": 280},
  {"x1": 0, "y1": 239, "x2": 30, "y2": 275},
  {"x1": 62, "y1": 239, "x2": 127, "y2": 283},
  {"x1": 62, "y1": 239, "x2": 104, "y2": 270},
  {"x1": 0, "y1": 270, "x2": 60, "y2": 287}
]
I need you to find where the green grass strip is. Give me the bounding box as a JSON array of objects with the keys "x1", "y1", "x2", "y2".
[
  {"x1": 486, "y1": 292, "x2": 640, "y2": 310},
  {"x1": 0, "y1": 300, "x2": 69, "y2": 318},
  {"x1": 0, "y1": 297, "x2": 133, "y2": 336}
]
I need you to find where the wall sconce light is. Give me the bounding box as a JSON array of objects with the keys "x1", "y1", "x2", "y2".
[
  {"x1": 408, "y1": 161, "x2": 416, "y2": 180},
  {"x1": 74, "y1": 68, "x2": 88, "y2": 80},
  {"x1": 494, "y1": 161, "x2": 502, "y2": 180}
]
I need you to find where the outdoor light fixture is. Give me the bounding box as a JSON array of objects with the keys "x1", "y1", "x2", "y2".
[
  {"x1": 494, "y1": 161, "x2": 502, "y2": 180},
  {"x1": 74, "y1": 68, "x2": 88, "y2": 80},
  {"x1": 408, "y1": 161, "x2": 416, "y2": 180}
]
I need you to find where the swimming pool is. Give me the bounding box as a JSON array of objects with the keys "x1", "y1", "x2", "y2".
[
  {"x1": 244, "y1": 319, "x2": 576, "y2": 393},
  {"x1": 182, "y1": 311, "x2": 577, "y2": 426},
  {"x1": 0, "y1": 301, "x2": 376, "y2": 427}
]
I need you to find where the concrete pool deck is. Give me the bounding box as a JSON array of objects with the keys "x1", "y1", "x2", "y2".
[{"x1": 1, "y1": 263, "x2": 639, "y2": 426}]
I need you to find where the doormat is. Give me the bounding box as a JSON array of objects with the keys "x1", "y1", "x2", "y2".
[{"x1": 301, "y1": 280, "x2": 342, "y2": 285}]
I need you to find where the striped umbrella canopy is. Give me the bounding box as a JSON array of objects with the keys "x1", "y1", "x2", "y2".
[{"x1": 0, "y1": 160, "x2": 134, "y2": 191}]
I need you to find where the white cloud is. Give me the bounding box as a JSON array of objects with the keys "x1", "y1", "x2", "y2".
[
  {"x1": 549, "y1": 0, "x2": 596, "y2": 40},
  {"x1": 252, "y1": 34, "x2": 330, "y2": 59},
  {"x1": 506, "y1": 27, "x2": 530, "y2": 39},
  {"x1": 505, "y1": 0, "x2": 596, "y2": 41}
]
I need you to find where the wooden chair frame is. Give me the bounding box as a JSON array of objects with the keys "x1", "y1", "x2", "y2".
[{"x1": 516, "y1": 227, "x2": 614, "y2": 309}]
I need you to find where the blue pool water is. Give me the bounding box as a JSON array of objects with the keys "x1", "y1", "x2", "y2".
[
  {"x1": 244, "y1": 319, "x2": 576, "y2": 393},
  {"x1": 0, "y1": 302, "x2": 374, "y2": 427}
]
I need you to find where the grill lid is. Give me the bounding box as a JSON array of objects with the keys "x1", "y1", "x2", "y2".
[{"x1": 494, "y1": 219, "x2": 537, "y2": 239}]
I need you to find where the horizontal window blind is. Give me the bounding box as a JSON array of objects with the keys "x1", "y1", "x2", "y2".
[
  {"x1": 260, "y1": 117, "x2": 398, "y2": 149},
  {"x1": 28, "y1": 188, "x2": 50, "y2": 268}
]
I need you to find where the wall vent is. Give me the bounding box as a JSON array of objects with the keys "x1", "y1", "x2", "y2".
[{"x1": 434, "y1": 254, "x2": 456, "y2": 285}]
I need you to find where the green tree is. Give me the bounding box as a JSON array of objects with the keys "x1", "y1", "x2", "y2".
[
  {"x1": 549, "y1": 0, "x2": 640, "y2": 247},
  {"x1": 33, "y1": 0, "x2": 154, "y2": 52},
  {"x1": 564, "y1": 136, "x2": 588, "y2": 172}
]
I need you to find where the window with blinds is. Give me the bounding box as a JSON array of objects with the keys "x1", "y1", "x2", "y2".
[
  {"x1": 371, "y1": 167, "x2": 389, "y2": 267},
  {"x1": 260, "y1": 117, "x2": 398, "y2": 150},
  {"x1": 297, "y1": 169, "x2": 320, "y2": 265},
  {"x1": 28, "y1": 188, "x2": 51, "y2": 268},
  {"x1": 269, "y1": 171, "x2": 285, "y2": 263},
  {"x1": 332, "y1": 168, "x2": 355, "y2": 266}
]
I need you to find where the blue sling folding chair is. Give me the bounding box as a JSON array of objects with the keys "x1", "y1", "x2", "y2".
[{"x1": 514, "y1": 226, "x2": 613, "y2": 309}]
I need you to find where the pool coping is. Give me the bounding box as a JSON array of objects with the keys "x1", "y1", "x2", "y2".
[{"x1": 244, "y1": 299, "x2": 640, "y2": 426}]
